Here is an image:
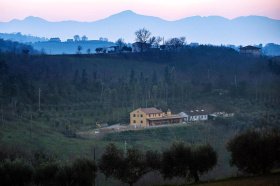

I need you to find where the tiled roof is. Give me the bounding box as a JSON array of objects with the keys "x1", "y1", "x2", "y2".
[
  {"x1": 139, "y1": 107, "x2": 163, "y2": 114},
  {"x1": 186, "y1": 110, "x2": 209, "y2": 116}
]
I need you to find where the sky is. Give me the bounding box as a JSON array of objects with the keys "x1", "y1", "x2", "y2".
[{"x1": 0, "y1": 0, "x2": 280, "y2": 22}]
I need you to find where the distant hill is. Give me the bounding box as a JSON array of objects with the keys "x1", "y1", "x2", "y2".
[
  {"x1": 0, "y1": 32, "x2": 46, "y2": 43},
  {"x1": 0, "y1": 10, "x2": 279, "y2": 45},
  {"x1": 32, "y1": 40, "x2": 115, "y2": 54}
]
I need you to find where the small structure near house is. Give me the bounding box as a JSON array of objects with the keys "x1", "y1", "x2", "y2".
[
  {"x1": 209, "y1": 112, "x2": 235, "y2": 120},
  {"x1": 240, "y1": 46, "x2": 261, "y2": 56},
  {"x1": 49, "y1": 37, "x2": 61, "y2": 42},
  {"x1": 130, "y1": 107, "x2": 183, "y2": 127},
  {"x1": 132, "y1": 42, "x2": 151, "y2": 53}
]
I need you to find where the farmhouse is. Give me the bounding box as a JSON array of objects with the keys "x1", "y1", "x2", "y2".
[
  {"x1": 240, "y1": 46, "x2": 261, "y2": 56},
  {"x1": 130, "y1": 107, "x2": 183, "y2": 127},
  {"x1": 179, "y1": 110, "x2": 209, "y2": 122}
]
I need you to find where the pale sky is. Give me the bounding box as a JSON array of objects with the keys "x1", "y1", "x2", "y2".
[{"x1": 0, "y1": 0, "x2": 280, "y2": 22}]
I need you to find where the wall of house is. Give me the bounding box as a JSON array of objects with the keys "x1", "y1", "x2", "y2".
[
  {"x1": 130, "y1": 109, "x2": 147, "y2": 127},
  {"x1": 130, "y1": 109, "x2": 165, "y2": 127}
]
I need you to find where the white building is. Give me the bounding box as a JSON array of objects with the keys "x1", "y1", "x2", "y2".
[{"x1": 179, "y1": 110, "x2": 209, "y2": 122}]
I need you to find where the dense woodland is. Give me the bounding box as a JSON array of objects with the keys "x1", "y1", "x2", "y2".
[{"x1": 1, "y1": 45, "x2": 280, "y2": 126}]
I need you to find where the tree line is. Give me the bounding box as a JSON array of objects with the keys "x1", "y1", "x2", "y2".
[{"x1": 1, "y1": 128, "x2": 280, "y2": 186}]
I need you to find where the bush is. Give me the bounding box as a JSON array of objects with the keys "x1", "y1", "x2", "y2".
[
  {"x1": 227, "y1": 129, "x2": 280, "y2": 175},
  {"x1": 189, "y1": 144, "x2": 217, "y2": 182},
  {"x1": 56, "y1": 158, "x2": 97, "y2": 186},
  {"x1": 0, "y1": 159, "x2": 33, "y2": 186},
  {"x1": 160, "y1": 142, "x2": 217, "y2": 182},
  {"x1": 34, "y1": 162, "x2": 59, "y2": 186},
  {"x1": 99, "y1": 144, "x2": 148, "y2": 186}
]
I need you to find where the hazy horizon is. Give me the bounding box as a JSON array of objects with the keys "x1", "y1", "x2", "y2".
[
  {"x1": 1, "y1": 0, "x2": 280, "y2": 22},
  {"x1": 2, "y1": 10, "x2": 280, "y2": 23}
]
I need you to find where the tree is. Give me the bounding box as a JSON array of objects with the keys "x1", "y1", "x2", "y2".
[
  {"x1": 77, "y1": 45, "x2": 82, "y2": 54},
  {"x1": 81, "y1": 35, "x2": 88, "y2": 41},
  {"x1": 146, "y1": 150, "x2": 161, "y2": 171},
  {"x1": 189, "y1": 144, "x2": 217, "y2": 182},
  {"x1": 0, "y1": 159, "x2": 33, "y2": 186},
  {"x1": 227, "y1": 129, "x2": 280, "y2": 175},
  {"x1": 161, "y1": 142, "x2": 191, "y2": 179},
  {"x1": 34, "y1": 162, "x2": 59, "y2": 186},
  {"x1": 115, "y1": 38, "x2": 126, "y2": 52},
  {"x1": 95, "y1": 47, "x2": 104, "y2": 54},
  {"x1": 71, "y1": 158, "x2": 97, "y2": 186},
  {"x1": 74, "y1": 35, "x2": 80, "y2": 42},
  {"x1": 149, "y1": 36, "x2": 162, "y2": 48},
  {"x1": 99, "y1": 143, "x2": 124, "y2": 179},
  {"x1": 119, "y1": 148, "x2": 148, "y2": 186},
  {"x1": 56, "y1": 158, "x2": 97, "y2": 186},
  {"x1": 87, "y1": 48, "x2": 91, "y2": 54},
  {"x1": 165, "y1": 37, "x2": 186, "y2": 50},
  {"x1": 135, "y1": 28, "x2": 152, "y2": 52},
  {"x1": 99, "y1": 144, "x2": 148, "y2": 186}
]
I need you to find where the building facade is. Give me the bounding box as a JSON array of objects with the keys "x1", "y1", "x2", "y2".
[
  {"x1": 179, "y1": 110, "x2": 209, "y2": 122},
  {"x1": 130, "y1": 108, "x2": 182, "y2": 127},
  {"x1": 240, "y1": 46, "x2": 261, "y2": 56}
]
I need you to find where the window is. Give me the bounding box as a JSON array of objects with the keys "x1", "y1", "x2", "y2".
[
  {"x1": 133, "y1": 114, "x2": 136, "y2": 117},
  {"x1": 140, "y1": 114, "x2": 143, "y2": 117},
  {"x1": 133, "y1": 120, "x2": 136, "y2": 123},
  {"x1": 158, "y1": 114, "x2": 160, "y2": 116},
  {"x1": 140, "y1": 120, "x2": 143, "y2": 123}
]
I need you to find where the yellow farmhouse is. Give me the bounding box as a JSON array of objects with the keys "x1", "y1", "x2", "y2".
[{"x1": 130, "y1": 107, "x2": 183, "y2": 127}]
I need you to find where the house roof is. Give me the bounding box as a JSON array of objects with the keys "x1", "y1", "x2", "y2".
[
  {"x1": 139, "y1": 107, "x2": 163, "y2": 114},
  {"x1": 186, "y1": 109, "x2": 209, "y2": 116},
  {"x1": 240, "y1": 46, "x2": 261, "y2": 50}
]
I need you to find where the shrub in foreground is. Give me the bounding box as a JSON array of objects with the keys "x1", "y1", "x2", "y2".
[{"x1": 227, "y1": 129, "x2": 280, "y2": 175}]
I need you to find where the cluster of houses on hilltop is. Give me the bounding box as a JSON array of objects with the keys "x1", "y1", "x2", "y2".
[{"x1": 130, "y1": 107, "x2": 234, "y2": 127}]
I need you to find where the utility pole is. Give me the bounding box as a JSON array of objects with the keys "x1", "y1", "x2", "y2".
[
  {"x1": 234, "y1": 75, "x2": 237, "y2": 88},
  {"x1": 38, "y1": 88, "x2": 41, "y2": 112},
  {"x1": 93, "y1": 146, "x2": 96, "y2": 186},
  {"x1": 124, "y1": 140, "x2": 127, "y2": 156},
  {"x1": 30, "y1": 114, "x2": 33, "y2": 138},
  {"x1": 1, "y1": 105, "x2": 3, "y2": 126}
]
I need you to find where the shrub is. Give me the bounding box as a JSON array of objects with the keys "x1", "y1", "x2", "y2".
[
  {"x1": 227, "y1": 129, "x2": 280, "y2": 175},
  {"x1": 0, "y1": 159, "x2": 33, "y2": 186}
]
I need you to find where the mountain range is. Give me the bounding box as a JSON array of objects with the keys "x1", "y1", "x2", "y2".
[{"x1": 0, "y1": 10, "x2": 280, "y2": 45}]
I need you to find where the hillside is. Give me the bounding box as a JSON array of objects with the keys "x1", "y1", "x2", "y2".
[
  {"x1": 0, "y1": 11, "x2": 279, "y2": 45},
  {"x1": 0, "y1": 47, "x2": 280, "y2": 185}
]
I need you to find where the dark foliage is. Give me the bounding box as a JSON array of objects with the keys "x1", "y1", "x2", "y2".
[
  {"x1": 0, "y1": 159, "x2": 33, "y2": 186},
  {"x1": 98, "y1": 143, "x2": 124, "y2": 179},
  {"x1": 161, "y1": 142, "x2": 217, "y2": 182},
  {"x1": 189, "y1": 144, "x2": 217, "y2": 182},
  {"x1": 145, "y1": 150, "x2": 161, "y2": 170},
  {"x1": 227, "y1": 129, "x2": 280, "y2": 175},
  {"x1": 161, "y1": 142, "x2": 191, "y2": 179},
  {"x1": 120, "y1": 148, "x2": 148, "y2": 186},
  {"x1": 34, "y1": 162, "x2": 59, "y2": 186},
  {"x1": 99, "y1": 144, "x2": 148, "y2": 186}
]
